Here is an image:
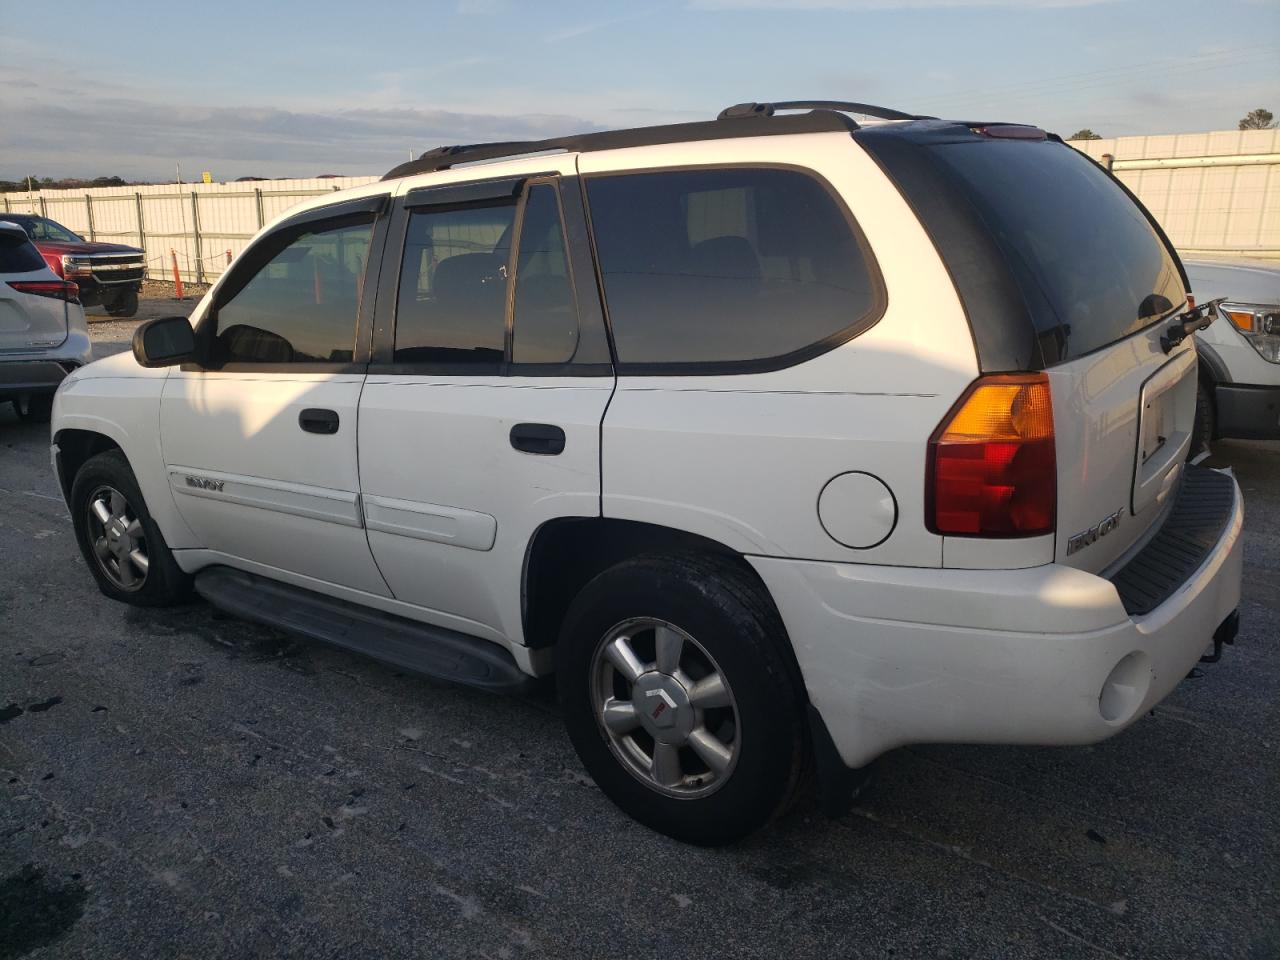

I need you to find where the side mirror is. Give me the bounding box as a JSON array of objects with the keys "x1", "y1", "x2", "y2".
[{"x1": 132, "y1": 316, "x2": 196, "y2": 368}]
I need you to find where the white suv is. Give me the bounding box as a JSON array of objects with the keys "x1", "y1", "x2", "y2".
[{"x1": 51, "y1": 102, "x2": 1244, "y2": 844}]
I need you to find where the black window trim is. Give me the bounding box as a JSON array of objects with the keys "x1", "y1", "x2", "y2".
[
  {"x1": 187, "y1": 193, "x2": 391, "y2": 374},
  {"x1": 368, "y1": 173, "x2": 614, "y2": 378},
  {"x1": 578, "y1": 161, "x2": 888, "y2": 377}
]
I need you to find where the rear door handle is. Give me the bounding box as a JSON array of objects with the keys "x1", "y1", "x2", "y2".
[
  {"x1": 299, "y1": 408, "x2": 340, "y2": 435},
  {"x1": 510, "y1": 422, "x2": 565, "y2": 455}
]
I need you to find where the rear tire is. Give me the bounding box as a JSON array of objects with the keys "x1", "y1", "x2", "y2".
[
  {"x1": 106, "y1": 290, "x2": 139, "y2": 318},
  {"x1": 70, "y1": 449, "x2": 192, "y2": 606},
  {"x1": 557, "y1": 553, "x2": 806, "y2": 845},
  {"x1": 1190, "y1": 379, "x2": 1215, "y2": 459}
]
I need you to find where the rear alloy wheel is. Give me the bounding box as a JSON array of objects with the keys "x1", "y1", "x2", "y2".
[
  {"x1": 559, "y1": 554, "x2": 806, "y2": 845},
  {"x1": 591, "y1": 618, "x2": 740, "y2": 797},
  {"x1": 70, "y1": 449, "x2": 191, "y2": 606}
]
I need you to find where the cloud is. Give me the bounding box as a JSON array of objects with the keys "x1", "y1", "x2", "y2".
[{"x1": 0, "y1": 82, "x2": 608, "y2": 180}]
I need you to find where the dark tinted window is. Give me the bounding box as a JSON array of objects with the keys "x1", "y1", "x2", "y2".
[
  {"x1": 394, "y1": 204, "x2": 515, "y2": 365},
  {"x1": 0, "y1": 230, "x2": 46, "y2": 273},
  {"x1": 930, "y1": 140, "x2": 1185, "y2": 362},
  {"x1": 586, "y1": 168, "x2": 879, "y2": 367},
  {"x1": 215, "y1": 219, "x2": 372, "y2": 364},
  {"x1": 512, "y1": 185, "x2": 578, "y2": 364}
]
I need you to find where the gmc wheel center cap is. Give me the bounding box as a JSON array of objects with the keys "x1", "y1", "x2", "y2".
[{"x1": 632, "y1": 672, "x2": 694, "y2": 743}]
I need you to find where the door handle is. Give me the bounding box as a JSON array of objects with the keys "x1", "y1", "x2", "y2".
[
  {"x1": 510, "y1": 423, "x2": 565, "y2": 455},
  {"x1": 299, "y1": 408, "x2": 340, "y2": 435}
]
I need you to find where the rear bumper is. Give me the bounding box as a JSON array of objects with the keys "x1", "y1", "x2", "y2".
[
  {"x1": 1215, "y1": 383, "x2": 1280, "y2": 440},
  {"x1": 0, "y1": 332, "x2": 93, "y2": 401},
  {"x1": 750, "y1": 470, "x2": 1244, "y2": 768},
  {"x1": 0, "y1": 359, "x2": 73, "y2": 399}
]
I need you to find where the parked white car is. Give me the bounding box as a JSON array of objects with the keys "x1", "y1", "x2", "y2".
[
  {"x1": 49, "y1": 102, "x2": 1243, "y2": 844},
  {"x1": 0, "y1": 220, "x2": 93, "y2": 421},
  {"x1": 1185, "y1": 258, "x2": 1280, "y2": 448}
]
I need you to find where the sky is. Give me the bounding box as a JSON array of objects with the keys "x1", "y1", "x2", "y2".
[{"x1": 2, "y1": 0, "x2": 1277, "y2": 182}]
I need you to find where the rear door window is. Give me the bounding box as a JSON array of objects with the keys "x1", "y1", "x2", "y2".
[
  {"x1": 393, "y1": 204, "x2": 516, "y2": 368},
  {"x1": 929, "y1": 140, "x2": 1186, "y2": 362},
  {"x1": 585, "y1": 167, "x2": 882, "y2": 371}
]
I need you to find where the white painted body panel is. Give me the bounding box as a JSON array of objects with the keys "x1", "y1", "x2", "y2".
[
  {"x1": 357, "y1": 375, "x2": 613, "y2": 640},
  {"x1": 583, "y1": 133, "x2": 977, "y2": 567},
  {"x1": 752, "y1": 473, "x2": 1242, "y2": 767},
  {"x1": 1048, "y1": 325, "x2": 1198, "y2": 573},
  {"x1": 160, "y1": 370, "x2": 391, "y2": 596},
  {"x1": 52, "y1": 351, "x2": 198, "y2": 548}
]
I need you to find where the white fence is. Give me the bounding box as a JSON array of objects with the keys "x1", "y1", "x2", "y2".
[
  {"x1": 4, "y1": 126, "x2": 1278, "y2": 284},
  {"x1": 1070, "y1": 128, "x2": 1280, "y2": 262},
  {"x1": 1, "y1": 177, "x2": 378, "y2": 284}
]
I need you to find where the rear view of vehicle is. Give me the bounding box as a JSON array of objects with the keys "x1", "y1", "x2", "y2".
[
  {"x1": 0, "y1": 221, "x2": 93, "y2": 421},
  {"x1": 769, "y1": 121, "x2": 1245, "y2": 774},
  {"x1": 3, "y1": 213, "x2": 145, "y2": 318}
]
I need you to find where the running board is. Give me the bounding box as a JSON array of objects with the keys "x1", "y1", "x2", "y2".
[{"x1": 193, "y1": 566, "x2": 535, "y2": 694}]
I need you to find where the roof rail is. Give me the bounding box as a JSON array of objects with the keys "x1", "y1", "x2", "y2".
[
  {"x1": 718, "y1": 101, "x2": 926, "y2": 122},
  {"x1": 382, "y1": 101, "x2": 927, "y2": 181}
]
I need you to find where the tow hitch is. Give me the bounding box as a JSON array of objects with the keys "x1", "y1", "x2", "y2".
[{"x1": 1200, "y1": 609, "x2": 1240, "y2": 664}]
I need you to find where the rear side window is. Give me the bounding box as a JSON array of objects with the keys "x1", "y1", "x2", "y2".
[
  {"x1": 215, "y1": 218, "x2": 373, "y2": 364},
  {"x1": 511, "y1": 184, "x2": 577, "y2": 364},
  {"x1": 0, "y1": 231, "x2": 46, "y2": 273},
  {"x1": 930, "y1": 140, "x2": 1185, "y2": 362},
  {"x1": 585, "y1": 168, "x2": 881, "y2": 370},
  {"x1": 394, "y1": 204, "x2": 516, "y2": 366}
]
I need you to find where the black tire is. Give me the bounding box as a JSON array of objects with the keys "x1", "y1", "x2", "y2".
[
  {"x1": 70, "y1": 449, "x2": 192, "y2": 606},
  {"x1": 1190, "y1": 379, "x2": 1215, "y2": 459},
  {"x1": 105, "y1": 290, "x2": 139, "y2": 318},
  {"x1": 557, "y1": 553, "x2": 806, "y2": 845},
  {"x1": 15, "y1": 393, "x2": 53, "y2": 422}
]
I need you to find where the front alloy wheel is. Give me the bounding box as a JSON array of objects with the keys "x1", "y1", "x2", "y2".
[
  {"x1": 592, "y1": 618, "x2": 740, "y2": 797},
  {"x1": 85, "y1": 485, "x2": 149, "y2": 591}
]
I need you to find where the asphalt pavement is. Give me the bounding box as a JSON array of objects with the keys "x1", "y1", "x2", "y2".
[{"x1": 1, "y1": 323, "x2": 1276, "y2": 959}]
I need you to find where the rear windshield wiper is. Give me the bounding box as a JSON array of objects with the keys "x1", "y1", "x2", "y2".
[{"x1": 1161, "y1": 297, "x2": 1226, "y2": 354}]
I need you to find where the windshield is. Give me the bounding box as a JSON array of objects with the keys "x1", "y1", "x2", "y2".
[
  {"x1": 929, "y1": 139, "x2": 1185, "y2": 363},
  {"x1": 23, "y1": 217, "x2": 84, "y2": 243}
]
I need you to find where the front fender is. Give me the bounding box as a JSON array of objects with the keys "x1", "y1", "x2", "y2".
[{"x1": 53, "y1": 374, "x2": 199, "y2": 549}]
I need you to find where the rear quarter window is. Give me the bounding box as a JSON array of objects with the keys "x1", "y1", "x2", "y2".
[
  {"x1": 585, "y1": 167, "x2": 882, "y2": 371},
  {"x1": 930, "y1": 140, "x2": 1185, "y2": 363},
  {"x1": 0, "y1": 232, "x2": 46, "y2": 273}
]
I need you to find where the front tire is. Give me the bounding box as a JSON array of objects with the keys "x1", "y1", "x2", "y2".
[
  {"x1": 557, "y1": 554, "x2": 806, "y2": 845},
  {"x1": 70, "y1": 449, "x2": 191, "y2": 606},
  {"x1": 105, "y1": 289, "x2": 139, "y2": 318}
]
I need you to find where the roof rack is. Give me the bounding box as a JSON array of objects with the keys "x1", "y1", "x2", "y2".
[
  {"x1": 382, "y1": 100, "x2": 926, "y2": 181},
  {"x1": 717, "y1": 100, "x2": 926, "y2": 122}
]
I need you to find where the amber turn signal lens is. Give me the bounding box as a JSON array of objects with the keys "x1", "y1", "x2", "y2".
[
  {"x1": 927, "y1": 373, "x2": 1056, "y2": 538},
  {"x1": 1224, "y1": 308, "x2": 1257, "y2": 333}
]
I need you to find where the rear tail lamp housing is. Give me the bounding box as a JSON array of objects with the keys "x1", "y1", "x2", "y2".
[
  {"x1": 927, "y1": 373, "x2": 1056, "y2": 537},
  {"x1": 6, "y1": 280, "x2": 81, "y2": 303}
]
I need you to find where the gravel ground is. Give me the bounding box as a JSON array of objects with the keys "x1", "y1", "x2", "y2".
[{"x1": 1, "y1": 323, "x2": 1276, "y2": 959}]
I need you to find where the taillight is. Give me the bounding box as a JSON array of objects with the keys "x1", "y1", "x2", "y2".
[
  {"x1": 6, "y1": 280, "x2": 81, "y2": 303},
  {"x1": 927, "y1": 373, "x2": 1056, "y2": 537}
]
